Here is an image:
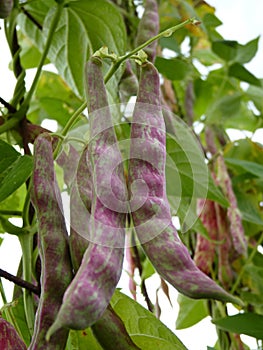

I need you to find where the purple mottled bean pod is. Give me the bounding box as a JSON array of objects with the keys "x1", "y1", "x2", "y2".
[
  {"x1": 216, "y1": 154, "x2": 247, "y2": 257},
  {"x1": 128, "y1": 62, "x2": 242, "y2": 305},
  {"x1": 0, "y1": 317, "x2": 26, "y2": 349},
  {"x1": 194, "y1": 199, "x2": 217, "y2": 275},
  {"x1": 46, "y1": 57, "x2": 127, "y2": 337},
  {"x1": 30, "y1": 134, "x2": 73, "y2": 349},
  {"x1": 214, "y1": 203, "x2": 234, "y2": 289},
  {"x1": 135, "y1": 0, "x2": 159, "y2": 62}
]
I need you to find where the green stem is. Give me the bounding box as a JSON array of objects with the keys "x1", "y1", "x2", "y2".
[
  {"x1": 53, "y1": 102, "x2": 87, "y2": 159},
  {"x1": 19, "y1": 234, "x2": 35, "y2": 336},
  {"x1": 22, "y1": 2, "x2": 64, "y2": 111},
  {"x1": 0, "y1": 278, "x2": 7, "y2": 304},
  {"x1": 104, "y1": 17, "x2": 196, "y2": 83},
  {"x1": 231, "y1": 232, "x2": 263, "y2": 295}
]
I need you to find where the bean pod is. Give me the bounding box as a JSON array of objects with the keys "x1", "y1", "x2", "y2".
[
  {"x1": 30, "y1": 133, "x2": 73, "y2": 349},
  {"x1": 46, "y1": 57, "x2": 127, "y2": 337},
  {"x1": 0, "y1": 317, "x2": 26, "y2": 349},
  {"x1": 194, "y1": 199, "x2": 217, "y2": 275},
  {"x1": 128, "y1": 62, "x2": 242, "y2": 305},
  {"x1": 135, "y1": 0, "x2": 159, "y2": 62}
]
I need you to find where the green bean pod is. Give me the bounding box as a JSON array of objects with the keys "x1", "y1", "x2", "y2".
[
  {"x1": 29, "y1": 133, "x2": 73, "y2": 349},
  {"x1": 46, "y1": 57, "x2": 127, "y2": 337},
  {"x1": 128, "y1": 62, "x2": 242, "y2": 305}
]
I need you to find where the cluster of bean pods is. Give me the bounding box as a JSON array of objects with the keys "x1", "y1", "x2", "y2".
[{"x1": 28, "y1": 2, "x2": 243, "y2": 346}]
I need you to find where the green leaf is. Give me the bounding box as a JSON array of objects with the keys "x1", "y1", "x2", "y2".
[
  {"x1": 155, "y1": 57, "x2": 192, "y2": 81},
  {"x1": 206, "y1": 174, "x2": 229, "y2": 207},
  {"x1": 246, "y1": 84, "x2": 263, "y2": 114},
  {"x1": 18, "y1": 0, "x2": 127, "y2": 98},
  {"x1": 235, "y1": 37, "x2": 259, "y2": 64},
  {"x1": 212, "y1": 40, "x2": 238, "y2": 61},
  {"x1": 229, "y1": 63, "x2": 261, "y2": 86},
  {"x1": 0, "y1": 140, "x2": 19, "y2": 173},
  {"x1": 176, "y1": 294, "x2": 209, "y2": 329},
  {"x1": 28, "y1": 71, "x2": 83, "y2": 127},
  {"x1": 235, "y1": 192, "x2": 263, "y2": 226},
  {"x1": 111, "y1": 290, "x2": 188, "y2": 350},
  {"x1": 224, "y1": 158, "x2": 263, "y2": 178},
  {"x1": 212, "y1": 313, "x2": 263, "y2": 339},
  {"x1": 0, "y1": 155, "x2": 33, "y2": 203},
  {"x1": 66, "y1": 328, "x2": 103, "y2": 350},
  {"x1": 18, "y1": 32, "x2": 49, "y2": 69}
]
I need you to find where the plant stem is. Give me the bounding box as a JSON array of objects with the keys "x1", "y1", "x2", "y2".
[
  {"x1": 22, "y1": 2, "x2": 64, "y2": 111},
  {"x1": 0, "y1": 278, "x2": 7, "y2": 304},
  {"x1": 53, "y1": 102, "x2": 87, "y2": 158},
  {"x1": 19, "y1": 234, "x2": 35, "y2": 336},
  {"x1": 104, "y1": 17, "x2": 196, "y2": 83},
  {"x1": 231, "y1": 232, "x2": 263, "y2": 294}
]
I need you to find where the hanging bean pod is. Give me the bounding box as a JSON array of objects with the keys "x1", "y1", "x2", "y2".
[
  {"x1": 30, "y1": 134, "x2": 73, "y2": 349},
  {"x1": 128, "y1": 62, "x2": 242, "y2": 305}
]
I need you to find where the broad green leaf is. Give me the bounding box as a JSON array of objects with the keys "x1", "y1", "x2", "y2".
[
  {"x1": 236, "y1": 192, "x2": 263, "y2": 226},
  {"x1": 212, "y1": 40, "x2": 238, "y2": 61},
  {"x1": 202, "y1": 13, "x2": 222, "y2": 28},
  {"x1": 193, "y1": 47, "x2": 222, "y2": 66},
  {"x1": 228, "y1": 63, "x2": 261, "y2": 86},
  {"x1": 207, "y1": 92, "x2": 242, "y2": 123},
  {"x1": 213, "y1": 313, "x2": 263, "y2": 339},
  {"x1": 66, "y1": 328, "x2": 103, "y2": 350},
  {"x1": 225, "y1": 158, "x2": 263, "y2": 178},
  {"x1": 0, "y1": 155, "x2": 33, "y2": 203},
  {"x1": 244, "y1": 264, "x2": 263, "y2": 295},
  {"x1": 176, "y1": 294, "x2": 209, "y2": 329},
  {"x1": 18, "y1": 32, "x2": 49, "y2": 69},
  {"x1": 155, "y1": 57, "x2": 192, "y2": 81},
  {"x1": 246, "y1": 84, "x2": 263, "y2": 114},
  {"x1": 18, "y1": 0, "x2": 127, "y2": 98},
  {"x1": 28, "y1": 71, "x2": 83, "y2": 127},
  {"x1": 235, "y1": 37, "x2": 259, "y2": 64},
  {"x1": 111, "y1": 290, "x2": 188, "y2": 350},
  {"x1": 159, "y1": 37, "x2": 181, "y2": 54},
  {"x1": 0, "y1": 140, "x2": 19, "y2": 173}
]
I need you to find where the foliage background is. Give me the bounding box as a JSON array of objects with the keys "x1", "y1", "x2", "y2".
[{"x1": 0, "y1": 0, "x2": 263, "y2": 349}]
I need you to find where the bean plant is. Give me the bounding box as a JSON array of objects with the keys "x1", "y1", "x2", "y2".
[{"x1": 0, "y1": 0, "x2": 263, "y2": 349}]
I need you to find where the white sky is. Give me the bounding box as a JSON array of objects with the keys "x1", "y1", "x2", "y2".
[{"x1": 0, "y1": 1, "x2": 263, "y2": 349}]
